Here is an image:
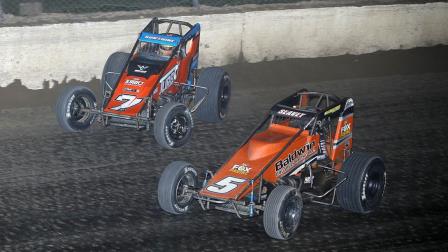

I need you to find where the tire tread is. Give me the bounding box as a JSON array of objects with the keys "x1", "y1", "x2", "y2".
[
  {"x1": 157, "y1": 161, "x2": 194, "y2": 215},
  {"x1": 196, "y1": 67, "x2": 230, "y2": 122},
  {"x1": 55, "y1": 85, "x2": 96, "y2": 132},
  {"x1": 336, "y1": 152, "x2": 383, "y2": 213},
  {"x1": 263, "y1": 185, "x2": 302, "y2": 240}
]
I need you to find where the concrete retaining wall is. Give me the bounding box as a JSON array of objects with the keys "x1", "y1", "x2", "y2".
[{"x1": 1, "y1": 2, "x2": 447, "y2": 89}]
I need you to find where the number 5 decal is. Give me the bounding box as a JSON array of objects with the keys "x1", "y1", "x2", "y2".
[
  {"x1": 111, "y1": 94, "x2": 142, "y2": 111},
  {"x1": 207, "y1": 177, "x2": 246, "y2": 194}
]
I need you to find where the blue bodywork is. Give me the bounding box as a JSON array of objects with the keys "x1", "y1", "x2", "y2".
[
  {"x1": 182, "y1": 23, "x2": 201, "y2": 42},
  {"x1": 139, "y1": 32, "x2": 181, "y2": 47}
]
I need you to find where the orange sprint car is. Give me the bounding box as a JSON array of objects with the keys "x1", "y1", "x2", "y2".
[
  {"x1": 157, "y1": 90, "x2": 386, "y2": 240},
  {"x1": 55, "y1": 18, "x2": 231, "y2": 149}
]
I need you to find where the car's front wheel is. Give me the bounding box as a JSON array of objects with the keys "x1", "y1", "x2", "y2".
[
  {"x1": 153, "y1": 102, "x2": 194, "y2": 149},
  {"x1": 158, "y1": 161, "x2": 198, "y2": 214},
  {"x1": 55, "y1": 85, "x2": 97, "y2": 132},
  {"x1": 263, "y1": 185, "x2": 303, "y2": 240}
]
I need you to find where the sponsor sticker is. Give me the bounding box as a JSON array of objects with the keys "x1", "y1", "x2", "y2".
[
  {"x1": 125, "y1": 79, "x2": 143, "y2": 86},
  {"x1": 230, "y1": 163, "x2": 252, "y2": 175},
  {"x1": 275, "y1": 142, "x2": 317, "y2": 177},
  {"x1": 345, "y1": 98, "x2": 354, "y2": 110},
  {"x1": 144, "y1": 35, "x2": 175, "y2": 43},
  {"x1": 159, "y1": 65, "x2": 179, "y2": 93},
  {"x1": 340, "y1": 121, "x2": 351, "y2": 138},
  {"x1": 123, "y1": 87, "x2": 138, "y2": 93},
  {"x1": 135, "y1": 65, "x2": 149, "y2": 74},
  {"x1": 324, "y1": 105, "x2": 341, "y2": 116},
  {"x1": 66, "y1": 94, "x2": 75, "y2": 118}
]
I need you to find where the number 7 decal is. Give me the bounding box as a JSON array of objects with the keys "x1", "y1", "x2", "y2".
[
  {"x1": 111, "y1": 94, "x2": 142, "y2": 111},
  {"x1": 206, "y1": 177, "x2": 246, "y2": 194}
]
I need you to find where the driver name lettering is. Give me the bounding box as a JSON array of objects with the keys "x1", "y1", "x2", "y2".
[{"x1": 277, "y1": 109, "x2": 306, "y2": 118}]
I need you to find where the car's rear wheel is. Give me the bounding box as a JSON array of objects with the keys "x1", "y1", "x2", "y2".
[
  {"x1": 101, "y1": 52, "x2": 129, "y2": 98},
  {"x1": 195, "y1": 67, "x2": 231, "y2": 122},
  {"x1": 336, "y1": 152, "x2": 386, "y2": 213},
  {"x1": 263, "y1": 185, "x2": 303, "y2": 240},
  {"x1": 55, "y1": 85, "x2": 97, "y2": 132},
  {"x1": 154, "y1": 102, "x2": 193, "y2": 149},
  {"x1": 158, "y1": 161, "x2": 198, "y2": 214}
]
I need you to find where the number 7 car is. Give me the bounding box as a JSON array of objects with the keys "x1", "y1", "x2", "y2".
[{"x1": 55, "y1": 17, "x2": 231, "y2": 149}]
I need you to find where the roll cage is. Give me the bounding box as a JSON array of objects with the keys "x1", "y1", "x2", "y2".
[
  {"x1": 120, "y1": 17, "x2": 200, "y2": 70},
  {"x1": 270, "y1": 91, "x2": 342, "y2": 133},
  {"x1": 142, "y1": 18, "x2": 194, "y2": 35},
  {"x1": 107, "y1": 17, "x2": 201, "y2": 97}
]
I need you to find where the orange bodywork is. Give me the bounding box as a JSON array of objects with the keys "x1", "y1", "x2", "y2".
[
  {"x1": 199, "y1": 94, "x2": 354, "y2": 202},
  {"x1": 330, "y1": 113, "x2": 353, "y2": 169},
  {"x1": 103, "y1": 34, "x2": 200, "y2": 117},
  {"x1": 199, "y1": 123, "x2": 319, "y2": 201}
]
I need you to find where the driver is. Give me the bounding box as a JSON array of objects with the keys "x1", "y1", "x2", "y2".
[
  {"x1": 136, "y1": 41, "x2": 151, "y2": 58},
  {"x1": 159, "y1": 44, "x2": 174, "y2": 57}
]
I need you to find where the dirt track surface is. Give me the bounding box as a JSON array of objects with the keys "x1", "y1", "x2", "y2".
[{"x1": 1, "y1": 47, "x2": 448, "y2": 251}]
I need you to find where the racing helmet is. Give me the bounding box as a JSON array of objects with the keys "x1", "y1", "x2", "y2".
[{"x1": 159, "y1": 44, "x2": 174, "y2": 57}]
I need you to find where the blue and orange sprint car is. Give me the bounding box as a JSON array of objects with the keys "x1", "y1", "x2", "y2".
[{"x1": 56, "y1": 17, "x2": 231, "y2": 149}]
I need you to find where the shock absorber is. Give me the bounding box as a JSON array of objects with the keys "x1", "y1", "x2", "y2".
[{"x1": 249, "y1": 180, "x2": 255, "y2": 217}]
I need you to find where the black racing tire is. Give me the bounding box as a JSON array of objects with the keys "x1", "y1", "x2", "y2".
[
  {"x1": 336, "y1": 152, "x2": 386, "y2": 213},
  {"x1": 55, "y1": 85, "x2": 97, "y2": 132},
  {"x1": 157, "y1": 161, "x2": 198, "y2": 214},
  {"x1": 195, "y1": 67, "x2": 231, "y2": 123},
  {"x1": 101, "y1": 52, "x2": 129, "y2": 97},
  {"x1": 263, "y1": 185, "x2": 303, "y2": 240},
  {"x1": 154, "y1": 102, "x2": 194, "y2": 149}
]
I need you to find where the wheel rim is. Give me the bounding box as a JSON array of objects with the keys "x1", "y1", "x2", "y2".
[
  {"x1": 218, "y1": 76, "x2": 230, "y2": 118},
  {"x1": 69, "y1": 95, "x2": 93, "y2": 123},
  {"x1": 168, "y1": 114, "x2": 189, "y2": 141},
  {"x1": 281, "y1": 194, "x2": 301, "y2": 235},
  {"x1": 366, "y1": 169, "x2": 381, "y2": 199},
  {"x1": 175, "y1": 171, "x2": 195, "y2": 208},
  {"x1": 362, "y1": 160, "x2": 386, "y2": 209}
]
